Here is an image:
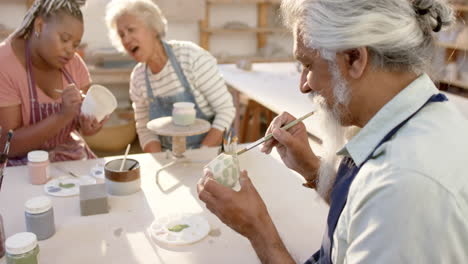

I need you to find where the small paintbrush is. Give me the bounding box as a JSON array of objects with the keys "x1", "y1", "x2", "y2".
[
  {"x1": 220, "y1": 128, "x2": 227, "y2": 154},
  {"x1": 236, "y1": 111, "x2": 316, "y2": 156},
  {"x1": 3, "y1": 130, "x2": 13, "y2": 155},
  {"x1": 0, "y1": 130, "x2": 13, "y2": 191}
]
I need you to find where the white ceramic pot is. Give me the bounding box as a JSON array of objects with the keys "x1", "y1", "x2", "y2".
[{"x1": 172, "y1": 102, "x2": 196, "y2": 126}]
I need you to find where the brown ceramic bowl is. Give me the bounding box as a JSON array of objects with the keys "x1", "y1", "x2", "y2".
[{"x1": 84, "y1": 110, "x2": 136, "y2": 152}]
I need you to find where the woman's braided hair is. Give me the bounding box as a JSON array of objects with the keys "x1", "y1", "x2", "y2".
[{"x1": 14, "y1": 0, "x2": 86, "y2": 39}]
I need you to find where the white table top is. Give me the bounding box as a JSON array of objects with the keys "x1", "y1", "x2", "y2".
[
  {"x1": 0, "y1": 148, "x2": 328, "y2": 264},
  {"x1": 219, "y1": 63, "x2": 324, "y2": 141}
]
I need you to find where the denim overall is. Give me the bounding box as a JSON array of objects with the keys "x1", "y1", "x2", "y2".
[
  {"x1": 145, "y1": 41, "x2": 213, "y2": 150},
  {"x1": 306, "y1": 93, "x2": 448, "y2": 264}
]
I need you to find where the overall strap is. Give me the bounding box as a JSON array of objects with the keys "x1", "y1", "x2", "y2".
[
  {"x1": 144, "y1": 65, "x2": 156, "y2": 100},
  {"x1": 161, "y1": 41, "x2": 193, "y2": 95},
  {"x1": 144, "y1": 41, "x2": 193, "y2": 100},
  {"x1": 25, "y1": 39, "x2": 39, "y2": 123}
]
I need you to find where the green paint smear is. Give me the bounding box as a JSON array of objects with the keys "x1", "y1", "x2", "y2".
[
  {"x1": 59, "y1": 182, "x2": 76, "y2": 189},
  {"x1": 214, "y1": 163, "x2": 221, "y2": 172},
  {"x1": 168, "y1": 224, "x2": 190, "y2": 232}
]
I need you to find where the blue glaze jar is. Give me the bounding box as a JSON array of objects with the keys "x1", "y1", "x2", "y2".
[{"x1": 25, "y1": 196, "x2": 55, "y2": 241}]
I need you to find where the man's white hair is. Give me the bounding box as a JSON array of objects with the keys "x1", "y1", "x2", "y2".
[
  {"x1": 282, "y1": 0, "x2": 454, "y2": 74},
  {"x1": 105, "y1": 0, "x2": 168, "y2": 52}
]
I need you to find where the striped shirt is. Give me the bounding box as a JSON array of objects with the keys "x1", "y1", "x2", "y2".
[{"x1": 129, "y1": 40, "x2": 235, "y2": 149}]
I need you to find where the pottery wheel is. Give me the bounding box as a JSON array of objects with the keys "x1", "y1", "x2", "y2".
[
  {"x1": 147, "y1": 117, "x2": 211, "y2": 158},
  {"x1": 147, "y1": 117, "x2": 210, "y2": 137}
]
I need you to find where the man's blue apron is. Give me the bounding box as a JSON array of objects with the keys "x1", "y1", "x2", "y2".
[
  {"x1": 145, "y1": 41, "x2": 213, "y2": 150},
  {"x1": 306, "y1": 93, "x2": 448, "y2": 264}
]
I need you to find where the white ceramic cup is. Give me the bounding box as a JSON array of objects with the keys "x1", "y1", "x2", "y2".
[
  {"x1": 81, "y1": 85, "x2": 118, "y2": 122},
  {"x1": 204, "y1": 153, "x2": 240, "y2": 188}
]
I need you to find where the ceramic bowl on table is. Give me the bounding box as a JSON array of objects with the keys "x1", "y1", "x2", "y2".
[{"x1": 83, "y1": 110, "x2": 136, "y2": 152}]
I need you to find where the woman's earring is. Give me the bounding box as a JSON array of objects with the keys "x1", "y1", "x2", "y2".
[{"x1": 35, "y1": 32, "x2": 40, "y2": 38}]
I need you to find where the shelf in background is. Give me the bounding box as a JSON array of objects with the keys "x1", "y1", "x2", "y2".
[
  {"x1": 201, "y1": 27, "x2": 289, "y2": 34},
  {"x1": 437, "y1": 42, "x2": 468, "y2": 52},
  {"x1": 453, "y1": 5, "x2": 468, "y2": 12},
  {"x1": 88, "y1": 66, "x2": 132, "y2": 85},
  {"x1": 438, "y1": 79, "x2": 468, "y2": 90}
]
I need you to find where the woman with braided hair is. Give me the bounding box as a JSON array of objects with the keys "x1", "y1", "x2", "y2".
[{"x1": 0, "y1": 0, "x2": 105, "y2": 165}]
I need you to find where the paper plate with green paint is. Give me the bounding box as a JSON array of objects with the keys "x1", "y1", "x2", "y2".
[
  {"x1": 149, "y1": 214, "x2": 210, "y2": 246},
  {"x1": 204, "y1": 153, "x2": 240, "y2": 188},
  {"x1": 44, "y1": 176, "x2": 81, "y2": 197}
]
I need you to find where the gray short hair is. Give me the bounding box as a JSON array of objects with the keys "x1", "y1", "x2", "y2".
[
  {"x1": 281, "y1": 0, "x2": 455, "y2": 74},
  {"x1": 105, "y1": 0, "x2": 168, "y2": 52}
]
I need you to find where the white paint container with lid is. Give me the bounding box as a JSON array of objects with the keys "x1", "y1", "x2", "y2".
[
  {"x1": 27, "y1": 151, "x2": 49, "y2": 185},
  {"x1": 172, "y1": 102, "x2": 196, "y2": 126},
  {"x1": 5, "y1": 232, "x2": 40, "y2": 264},
  {"x1": 25, "y1": 196, "x2": 55, "y2": 241}
]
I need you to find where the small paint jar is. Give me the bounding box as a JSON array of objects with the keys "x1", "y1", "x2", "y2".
[
  {"x1": 0, "y1": 214, "x2": 5, "y2": 258},
  {"x1": 5, "y1": 232, "x2": 40, "y2": 264},
  {"x1": 24, "y1": 196, "x2": 55, "y2": 241},
  {"x1": 172, "y1": 102, "x2": 196, "y2": 126},
  {"x1": 27, "y1": 151, "x2": 49, "y2": 185}
]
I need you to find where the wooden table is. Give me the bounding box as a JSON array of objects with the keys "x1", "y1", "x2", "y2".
[
  {"x1": 0, "y1": 148, "x2": 328, "y2": 264},
  {"x1": 219, "y1": 63, "x2": 323, "y2": 142}
]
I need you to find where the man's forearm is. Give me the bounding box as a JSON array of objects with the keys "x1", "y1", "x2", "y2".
[{"x1": 249, "y1": 218, "x2": 296, "y2": 264}]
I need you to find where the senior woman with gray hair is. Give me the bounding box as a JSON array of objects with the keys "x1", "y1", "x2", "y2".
[
  {"x1": 198, "y1": 0, "x2": 468, "y2": 263},
  {"x1": 105, "y1": 0, "x2": 235, "y2": 153}
]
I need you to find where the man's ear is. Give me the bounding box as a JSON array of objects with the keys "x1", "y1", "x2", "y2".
[{"x1": 343, "y1": 47, "x2": 368, "y2": 79}]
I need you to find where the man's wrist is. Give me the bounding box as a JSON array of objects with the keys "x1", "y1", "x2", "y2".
[{"x1": 300, "y1": 157, "x2": 320, "y2": 186}]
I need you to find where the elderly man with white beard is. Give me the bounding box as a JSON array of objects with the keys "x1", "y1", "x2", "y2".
[{"x1": 197, "y1": 0, "x2": 468, "y2": 263}]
